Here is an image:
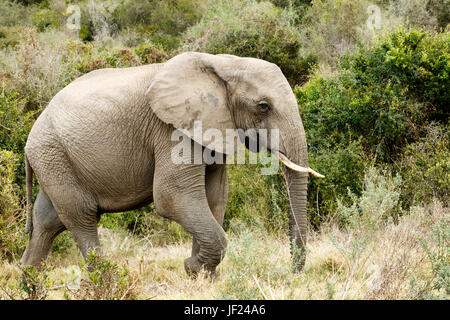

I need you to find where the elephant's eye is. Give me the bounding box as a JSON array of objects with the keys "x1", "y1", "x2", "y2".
[{"x1": 258, "y1": 101, "x2": 270, "y2": 113}]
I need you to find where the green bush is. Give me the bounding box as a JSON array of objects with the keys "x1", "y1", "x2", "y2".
[
  {"x1": 134, "y1": 42, "x2": 170, "y2": 64},
  {"x1": 341, "y1": 27, "x2": 449, "y2": 123},
  {"x1": 15, "y1": 0, "x2": 48, "y2": 6},
  {"x1": 100, "y1": 205, "x2": 191, "y2": 246},
  {"x1": 51, "y1": 231, "x2": 74, "y2": 256},
  {"x1": 398, "y1": 123, "x2": 449, "y2": 207},
  {"x1": 0, "y1": 149, "x2": 20, "y2": 216},
  {"x1": 113, "y1": 0, "x2": 206, "y2": 50},
  {"x1": 182, "y1": 0, "x2": 316, "y2": 85},
  {"x1": 79, "y1": 24, "x2": 94, "y2": 42},
  {"x1": 31, "y1": 8, "x2": 60, "y2": 32},
  {"x1": 336, "y1": 167, "x2": 402, "y2": 229},
  {"x1": 67, "y1": 251, "x2": 139, "y2": 300},
  {"x1": 298, "y1": 27, "x2": 449, "y2": 162},
  {"x1": 0, "y1": 26, "x2": 23, "y2": 48},
  {"x1": 417, "y1": 215, "x2": 450, "y2": 299},
  {"x1": 296, "y1": 27, "x2": 449, "y2": 223},
  {"x1": 64, "y1": 40, "x2": 170, "y2": 75},
  {"x1": 225, "y1": 160, "x2": 288, "y2": 234},
  {"x1": 76, "y1": 2, "x2": 120, "y2": 42},
  {"x1": 19, "y1": 264, "x2": 51, "y2": 300},
  {"x1": 305, "y1": 140, "x2": 369, "y2": 228},
  {"x1": 0, "y1": 149, "x2": 27, "y2": 261},
  {"x1": 0, "y1": 91, "x2": 35, "y2": 192}
]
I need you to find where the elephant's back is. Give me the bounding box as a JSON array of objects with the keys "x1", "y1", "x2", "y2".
[
  {"x1": 43, "y1": 64, "x2": 163, "y2": 145},
  {"x1": 49, "y1": 63, "x2": 163, "y2": 113},
  {"x1": 26, "y1": 64, "x2": 164, "y2": 210}
]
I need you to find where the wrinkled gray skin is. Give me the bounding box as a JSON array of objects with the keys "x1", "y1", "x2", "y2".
[{"x1": 20, "y1": 52, "x2": 309, "y2": 276}]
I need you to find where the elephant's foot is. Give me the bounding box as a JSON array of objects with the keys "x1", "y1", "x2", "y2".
[
  {"x1": 20, "y1": 249, "x2": 42, "y2": 268},
  {"x1": 184, "y1": 256, "x2": 218, "y2": 280},
  {"x1": 20, "y1": 229, "x2": 62, "y2": 267}
]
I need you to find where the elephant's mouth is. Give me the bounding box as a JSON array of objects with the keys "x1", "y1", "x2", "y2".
[{"x1": 241, "y1": 130, "x2": 324, "y2": 178}]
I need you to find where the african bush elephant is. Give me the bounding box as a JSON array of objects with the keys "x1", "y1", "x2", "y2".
[{"x1": 20, "y1": 52, "x2": 323, "y2": 276}]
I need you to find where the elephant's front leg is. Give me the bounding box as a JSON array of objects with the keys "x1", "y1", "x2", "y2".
[
  {"x1": 192, "y1": 163, "x2": 228, "y2": 258},
  {"x1": 153, "y1": 156, "x2": 227, "y2": 278}
]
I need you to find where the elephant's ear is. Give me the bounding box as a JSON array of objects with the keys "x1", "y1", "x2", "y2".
[{"x1": 145, "y1": 52, "x2": 237, "y2": 155}]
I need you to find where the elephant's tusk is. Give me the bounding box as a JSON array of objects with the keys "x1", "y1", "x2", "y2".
[{"x1": 275, "y1": 152, "x2": 325, "y2": 178}]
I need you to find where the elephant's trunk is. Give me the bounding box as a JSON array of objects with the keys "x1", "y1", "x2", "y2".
[
  {"x1": 284, "y1": 168, "x2": 308, "y2": 272},
  {"x1": 275, "y1": 122, "x2": 323, "y2": 272}
]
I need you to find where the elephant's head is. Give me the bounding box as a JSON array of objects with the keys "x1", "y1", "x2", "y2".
[{"x1": 146, "y1": 52, "x2": 323, "y2": 272}]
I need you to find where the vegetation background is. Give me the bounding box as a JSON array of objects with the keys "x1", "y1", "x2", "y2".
[{"x1": 0, "y1": 0, "x2": 448, "y2": 299}]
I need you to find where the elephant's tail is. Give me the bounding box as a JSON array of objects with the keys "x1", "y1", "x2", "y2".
[{"x1": 24, "y1": 154, "x2": 33, "y2": 235}]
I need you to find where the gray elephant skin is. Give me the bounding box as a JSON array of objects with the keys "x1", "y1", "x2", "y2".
[{"x1": 20, "y1": 52, "x2": 322, "y2": 277}]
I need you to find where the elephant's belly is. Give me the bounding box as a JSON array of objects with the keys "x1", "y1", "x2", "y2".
[
  {"x1": 98, "y1": 191, "x2": 154, "y2": 213},
  {"x1": 73, "y1": 156, "x2": 156, "y2": 213},
  {"x1": 95, "y1": 176, "x2": 154, "y2": 213}
]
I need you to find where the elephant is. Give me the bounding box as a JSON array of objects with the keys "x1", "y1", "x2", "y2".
[{"x1": 20, "y1": 52, "x2": 323, "y2": 277}]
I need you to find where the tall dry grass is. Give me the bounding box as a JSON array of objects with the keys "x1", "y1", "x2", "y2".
[{"x1": 0, "y1": 198, "x2": 446, "y2": 299}]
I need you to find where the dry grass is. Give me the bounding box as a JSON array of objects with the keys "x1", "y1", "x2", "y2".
[{"x1": 0, "y1": 200, "x2": 446, "y2": 300}]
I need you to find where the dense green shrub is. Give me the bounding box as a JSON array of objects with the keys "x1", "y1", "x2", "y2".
[
  {"x1": 31, "y1": 8, "x2": 60, "y2": 32},
  {"x1": 341, "y1": 27, "x2": 449, "y2": 123},
  {"x1": 298, "y1": 27, "x2": 449, "y2": 162},
  {"x1": 296, "y1": 27, "x2": 449, "y2": 222},
  {"x1": 133, "y1": 42, "x2": 170, "y2": 64},
  {"x1": 225, "y1": 161, "x2": 288, "y2": 234},
  {"x1": 113, "y1": 0, "x2": 206, "y2": 50},
  {"x1": 269, "y1": 0, "x2": 311, "y2": 9},
  {"x1": 15, "y1": 0, "x2": 48, "y2": 6},
  {"x1": 336, "y1": 167, "x2": 402, "y2": 229},
  {"x1": 182, "y1": 0, "x2": 316, "y2": 85},
  {"x1": 69, "y1": 251, "x2": 139, "y2": 300},
  {"x1": 0, "y1": 93, "x2": 32, "y2": 259},
  {"x1": 0, "y1": 149, "x2": 27, "y2": 260},
  {"x1": 398, "y1": 123, "x2": 449, "y2": 207},
  {"x1": 0, "y1": 149, "x2": 19, "y2": 215},
  {"x1": 0, "y1": 91, "x2": 35, "y2": 192},
  {"x1": 100, "y1": 206, "x2": 191, "y2": 246},
  {"x1": 0, "y1": 26, "x2": 23, "y2": 48},
  {"x1": 306, "y1": 140, "x2": 369, "y2": 228}
]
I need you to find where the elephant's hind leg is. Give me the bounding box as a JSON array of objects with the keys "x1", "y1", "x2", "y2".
[
  {"x1": 43, "y1": 181, "x2": 101, "y2": 261},
  {"x1": 26, "y1": 139, "x2": 101, "y2": 263},
  {"x1": 20, "y1": 190, "x2": 66, "y2": 266}
]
